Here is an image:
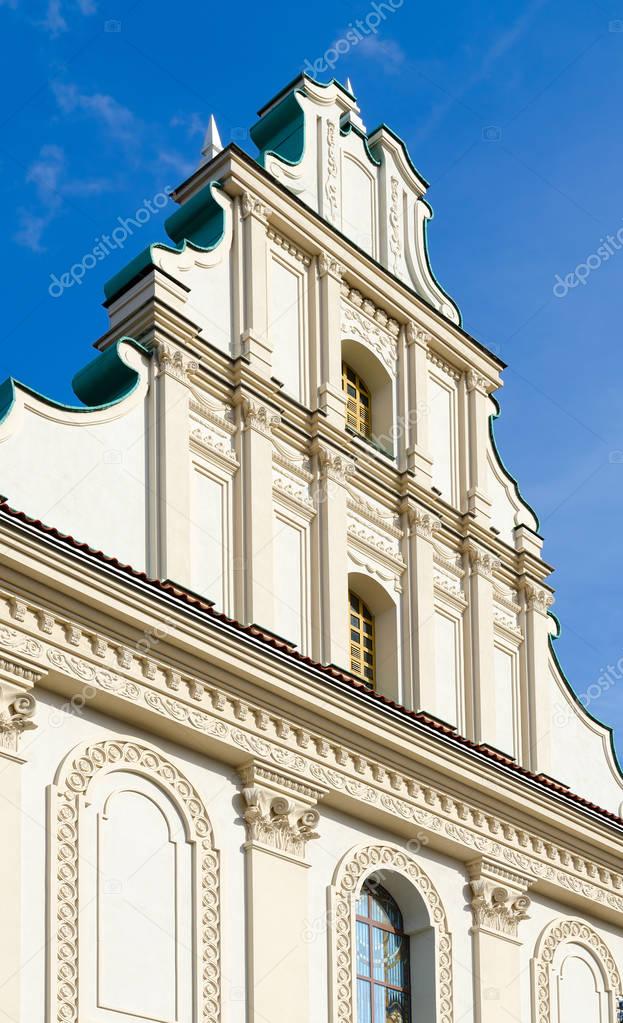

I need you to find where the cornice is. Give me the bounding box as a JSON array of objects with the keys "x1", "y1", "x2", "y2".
[
  {"x1": 3, "y1": 582, "x2": 623, "y2": 924},
  {"x1": 1, "y1": 514, "x2": 623, "y2": 910}
]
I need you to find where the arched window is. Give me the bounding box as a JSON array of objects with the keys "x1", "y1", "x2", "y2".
[
  {"x1": 343, "y1": 362, "x2": 371, "y2": 438},
  {"x1": 350, "y1": 590, "x2": 376, "y2": 687},
  {"x1": 356, "y1": 881, "x2": 411, "y2": 1023}
]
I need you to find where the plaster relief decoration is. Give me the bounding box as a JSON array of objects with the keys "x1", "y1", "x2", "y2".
[
  {"x1": 238, "y1": 761, "x2": 324, "y2": 861},
  {"x1": 272, "y1": 448, "x2": 314, "y2": 514},
  {"x1": 531, "y1": 918, "x2": 623, "y2": 1023},
  {"x1": 155, "y1": 340, "x2": 199, "y2": 384},
  {"x1": 468, "y1": 858, "x2": 532, "y2": 938},
  {"x1": 48, "y1": 739, "x2": 220, "y2": 1023},
  {"x1": 389, "y1": 176, "x2": 404, "y2": 277},
  {"x1": 241, "y1": 397, "x2": 282, "y2": 437},
  {"x1": 347, "y1": 494, "x2": 404, "y2": 567},
  {"x1": 328, "y1": 842, "x2": 453, "y2": 1023},
  {"x1": 325, "y1": 119, "x2": 340, "y2": 225},
  {"x1": 340, "y1": 284, "x2": 399, "y2": 377},
  {"x1": 0, "y1": 688, "x2": 36, "y2": 752},
  {"x1": 190, "y1": 399, "x2": 238, "y2": 467}
]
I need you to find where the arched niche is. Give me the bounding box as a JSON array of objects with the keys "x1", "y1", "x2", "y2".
[
  {"x1": 348, "y1": 570, "x2": 399, "y2": 702},
  {"x1": 531, "y1": 918, "x2": 622, "y2": 1023},
  {"x1": 342, "y1": 337, "x2": 395, "y2": 457},
  {"x1": 328, "y1": 842, "x2": 453, "y2": 1023},
  {"x1": 48, "y1": 737, "x2": 220, "y2": 1023}
]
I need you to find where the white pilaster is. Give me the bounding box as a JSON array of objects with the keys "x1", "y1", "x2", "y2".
[
  {"x1": 466, "y1": 371, "x2": 493, "y2": 524},
  {"x1": 405, "y1": 323, "x2": 434, "y2": 487},
  {"x1": 314, "y1": 444, "x2": 355, "y2": 669},
  {"x1": 465, "y1": 541, "x2": 500, "y2": 746},
  {"x1": 317, "y1": 254, "x2": 347, "y2": 426},
  {"x1": 240, "y1": 192, "x2": 273, "y2": 376}
]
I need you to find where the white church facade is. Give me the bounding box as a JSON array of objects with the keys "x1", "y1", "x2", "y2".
[{"x1": 0, "y1": 74, "x2": 622, "y2": 1023}]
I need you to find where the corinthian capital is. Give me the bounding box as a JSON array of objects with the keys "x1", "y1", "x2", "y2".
[
  {"x1": 241, "y1": 398, "x2": 281, "y2": 437},
  {"x1": 317, "y1": 251, "x2": 344, "y2": 279},
  {"x1": 406, "y1": 505, "x2": 442, "y2": 540},
  {"x1": 240, "y1": 191, "x2": 271, "y2": 222},
  {"x1": 521, "y1": 580, "x2": 555, "y2": 615},
  {"x1": 468, "y1": 859, "x2": 532, "y2": 938},
  {"x1": 464, "y1": 541, "x2": 501, "y2": 578},
  {"x1": 316, "y1": 444, "x2": 356, "y2": 485},
  {"x1": 238, "y1": 762, "x2": 326, "y2": 861},
  {"x1": 466, "y1": 369, "x2": 490, "y2": 394},
  {"x1": 155, "y1": 341, "x2": 198, "y2": 383}
]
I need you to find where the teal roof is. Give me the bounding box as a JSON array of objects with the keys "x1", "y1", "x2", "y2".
[
  {"x1": 0, "y1": 338, "x2": 150, "y2": 426},
  {"x1": 104, "y1": 181, "x2": 226, "y2": 302}
]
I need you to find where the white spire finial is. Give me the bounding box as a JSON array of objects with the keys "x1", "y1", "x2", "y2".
[
  {"x1": 200, "y1": 114, "x2": 223, "y2": 165},
  {"x1": 344, "y1": 79, "x2": 366, "y2": 132}
]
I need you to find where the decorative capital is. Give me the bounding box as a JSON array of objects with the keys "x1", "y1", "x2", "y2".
[
  {"x1": 240, "y1": 191, "x2": 271, "y2": 223},
  {"x1": 316, "y1": 444, "x2": 356, "y2": 485},
  {"x1": 0, "y1": 690, "x2": 37, "y2": 754},
  {"x1": 242, "y1": 398, "x2": 281, "y2": 437},
  {"x1": 466, "y1": 369, "x2": 490, "y2": 395},
  {"x1": 405, "y1": 322, "x2": 432, "y2": 348},
  {"x1": 468, "y1": 859, "x2": 532, "y2": 938},
  {"x1": 318, "y1": 251, "x2": 344, "y2": 279},
  {"x1": 521, "y1": 580, "x2": 555, "y2": 615},
  {"x1": 464, "y1": 541, "x2": 501, "y2": 578},
  {"x1": 406, "y1": 505, "x2": 442, "y2": 540},
  {"x1": 238, "y1": 761, "x2": 325, "y2": 861},
  {"x1": 155, "y1": 341, "x2": 198, "y2": 383}
]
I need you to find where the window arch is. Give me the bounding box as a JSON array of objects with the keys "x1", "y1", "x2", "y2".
[
  {"x1": 48, "y1": 738, "x2": 220, "y2": 1023},
  {"x1": 356, "y1": 881, "x2": 411, "y2": 1022},
  {"x1": 350, "y1": 590, "x2": 376, "y2": 687},
  {"x1": 328, "y1": 842, "x2": 453, "y2": 1023},
  {"x1": 343, "y1": 362, "x2": 372, "y2": 438},
  {"x1": 531, "y1": 918, "x2": 622, "y2": 1023}
]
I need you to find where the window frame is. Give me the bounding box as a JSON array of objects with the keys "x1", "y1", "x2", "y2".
[
  {"x1": 355, "y1": 881, "x2": 412, "y2": 1023},
  {"x1": 349, "y1": 590, "x2": 376, "y2": 687},
  {"x1": 343, "y1": 362, "x2": 372, "y2": 439}
]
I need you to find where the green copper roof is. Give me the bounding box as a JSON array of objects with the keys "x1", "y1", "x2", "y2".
[
  {"x1": 250, "y1": 89, "x2": 306, "y2": 168},
  {"x1": 0, "y1": 338, "x2": 150, "y2": 426},
  {"x1": 103, "y1": 181, "x2": 226, "y2": 302}
]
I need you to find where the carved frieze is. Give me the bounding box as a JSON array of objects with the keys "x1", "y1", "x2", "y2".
[{"x1": 340, "y1": 284, "x2": 399, "y2": 376}]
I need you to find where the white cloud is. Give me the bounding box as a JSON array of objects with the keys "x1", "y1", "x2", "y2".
[
  {"x1": 40, "y1": 0, "x2": 67, "y2": 36},
  {"x1": 51, "y1": 81, "x2": 136, "y2": 143},
  {"x1": 356, "y1": 36, "x2": 406, "y2": 73},
  {"x1": 14, "y1": 209, "x2": 53, "y2": 253},
  {"x1": 170, "y1": 112, "x2": 205, "y2": 139},
  {"x1": 15, "y1": 143, "x2": 112, "y2": 251},
  {"x1": 156, "y1": 149, "x2": 195, "y2": 180}
]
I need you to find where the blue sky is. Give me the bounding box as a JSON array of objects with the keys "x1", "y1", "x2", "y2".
[{"x1": 1, "y1": 0, "x2": 623, "y2": 756}]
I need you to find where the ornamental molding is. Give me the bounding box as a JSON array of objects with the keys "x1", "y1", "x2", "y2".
[
  {"x1": 347, "y1": 546, "x2": 404, "y2": 594},
  {"x1": 240, "y1": 190, "x2": 271, "y2": 222},
  {"x1": 406, "y1": 506, "x2": 442, "y2": 540},
  {"x1": 426, "y1": 348, "x2": 461, "y2": 381},
  {"x1": 324, "y1": 119, "x2": 339, "y2": 225},
  {"x1": 48, "y1": 738, "x2": 220, "y2": 1023},
  {"x1": 267, "y1": 226, "x2": 311, "y2": 266},
  {"x1": 191, "y1": 421, "x2": 238, "y2": 466},
  {"x1": 155, "y1": 341, "x2": 199, "y2": 383},
  {"x1": 328, "y1": 843, "x2": 453, "y2": 1023},
  {"x1": 531, "y1": 918, "x2": 622, "y2": 1023},
  {"x1": 468, "y1": 858, "x2": 532, "y2": 937},
  {"x1": 405, "y1": 321, "x2": 432, "y2": 348},
  {"x1": 3, "y1": 605, "x2": 623, "y2": 917},
  {"x1": 241, "y1": 398, "x2": 282, "y2": 437},
  {"x1": 0, "y1": 688, "x2": 37, "y2": 752},
  {"x1": 388, "y1": 176, "x2": 403, "y2": 276},
  {"x1": 238, "y1": 760, "x2": 324, "y2": 860},
  {"x1": 273, "y1": 462, "x2": 315, "y2": 514},
  {"x1": 464, "y1": 541, "x2": 501, "y2": 578},
  {"x1": 521, "y1": 580, "x2": 555, "y2": 616},
  {"x1": 340, "y1": 285, "x2": 399, "y2": 376},
  {"x1": 316, "y1": 444, "x2": 356, "y2": 485},
  {"x1": 347, "y1": 516, "x2": 404, "y2": 565},
  {"x1": 349, "y1": 494, "x2": 402, "y2": 536},
  {"x1": 466, "y1": 368, "x2": 491, "y2": 394},
  {"x1": 318, "y1": 251, "x2": 343, "y2": 279}
]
